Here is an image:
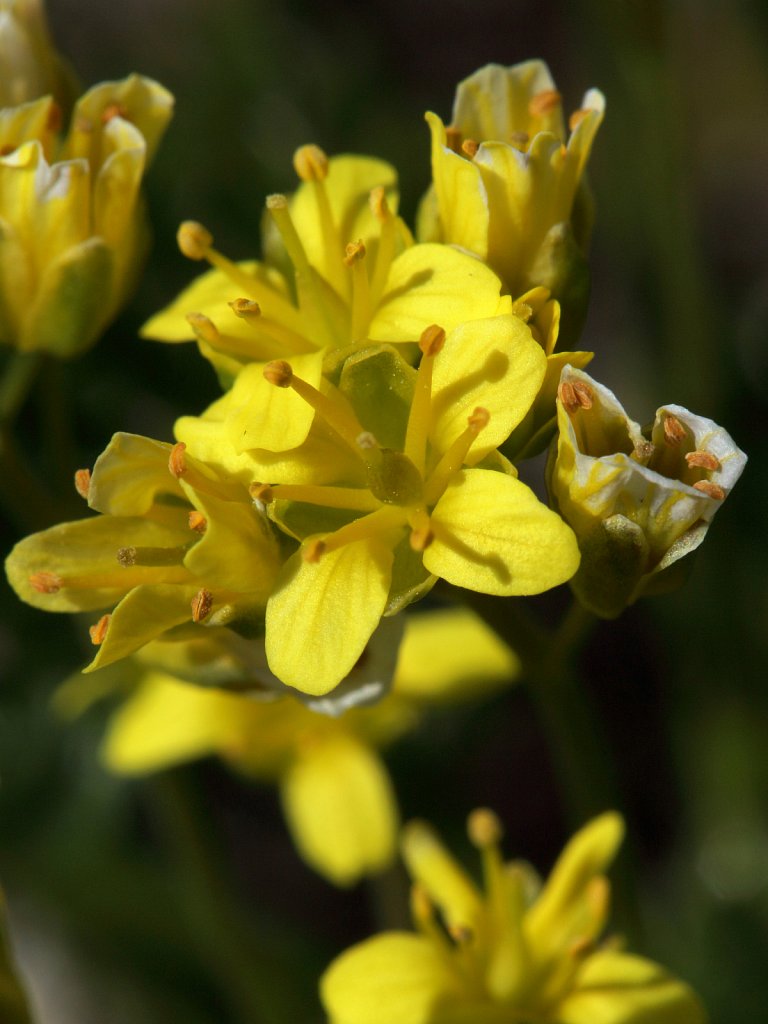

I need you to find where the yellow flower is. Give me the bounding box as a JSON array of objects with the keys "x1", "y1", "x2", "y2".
[
  {"x1": 321, "y1": 810, "x2": 708, "y2": 1024},
  {"x1": 142, "y1": 146, "x2": 511, "y2": 451},
  {"x1": 420, "y1": 61, "x2": 604, "y2": 323},
  {"x1": 5, "y1": 431, "x2": 281, "y2": 671},
  {"x1": 0, "y1": 0, "x2": 74, "y2": 107},
  {"x1": 0, "y1": 73, "x2": 173, "y2": 356},
  {"x1": 233, "y1": 318, "x2": 578, "y2": 695},
  {"x1": 547, "y1": 365, "x2": 747, "y2": 617},
  {"x1": 93, "y1": 609, "x2": 518, "y2": 887}
]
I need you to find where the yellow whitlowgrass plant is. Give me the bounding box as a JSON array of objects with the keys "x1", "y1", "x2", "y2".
[
  {"x1": 194, "y1": 318, "x2": 579, "y2": 696},
  {"x1": 0, "y1": 0, "x2": 74, "y2": 108},
  {"x1": 141, "y1": 145, "x2": 512, "y2": 452},
  {"x1": 0, "y1": 73, "x2": 172, "y2": 356},
  {"x1": 321, "y1": 810, "x2": 708, "y2": 1024},
  {"x1": 94, "y1": 608, "x2": 518, "y2": 886},
  {"x1": 419, "y1": 61, "x2": 604, "y2": 339},
  {"x1": 547, "y1": 365, "x2": 747, "y2": 618},
  {"x1": 5, "y1": 431, "x2": 282, "y2": 672}
]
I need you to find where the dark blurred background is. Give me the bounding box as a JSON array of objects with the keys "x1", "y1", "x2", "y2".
[{"x1": 1, "y1": 0, "x2": 767, "y2": 1020}]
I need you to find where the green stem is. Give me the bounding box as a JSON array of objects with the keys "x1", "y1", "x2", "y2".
[{"x1": 0, "y1": 351, "x2": 44, "y2": 425}]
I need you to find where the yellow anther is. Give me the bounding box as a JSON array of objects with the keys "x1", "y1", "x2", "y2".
[
  {"x1": 303, "y1": 538, "x2": 327, "y2": 563},
  {"x1": 632, "y1": 440, "x2": 655, "y2": 462},
  {"x1": 356, "y1": 431, "x2": 378, "y2": 450},
  {"x1": 468, "y1": 407, "x2": 490, "y2": 433},
  {"x1": 369, "y1": 185, "x2": 390, "y2": 221},
  {"x1": 419, "y1": 324, "x2": 446, "y2": 357},
  {"x1": 529, "y1": 89, "x2": 562, "y2": 117},
  {"x1": 344, "y1": 239, "x2": 366, "y2": 267},
  {"x1": 74, "y1": 468, "x2": 91, "y2": 500},
  {"x1": 693, "y1": 480, "x2": 726, "y2": 500},
  {"x1": 512, "y1": 301, "x2": 534, "y2": 322},
  {"x1": 293, "y1": 143, "x2": 329, "y2": 182},
  {"x1": 188, "y1": 511, "x2": 207, "y2": 533},
  {"x1": 467, "y1": 808, "x2": 503, "y2": 848},
  {"x1": 186, "y1": 312, "x2": 220, "y2": 345},
  {"x1": 461, "y1": 138, "x2": 479, "y2": 158},
  {"x1": 266, "y1": 193, "x2": 289, "y2": 212},
  {"x1": 101, "y1": 102, "x2": 129, "y2": 124},
  {"x1": 177, "y1": 221, "x2": 213, "y2": 261},
  {"x1": 229, "y1": 297, "x2": 262, "y2": 319},
  {"x1": 249, "y1": 482, "x2": 274, "y2": 503},
  {"x1": 263, "y1": 359, "x2": 293, "y2": 388},
  {"x1": 89, "y1": 614, "x2": 110, "y2": 646},
  {"x1": 686, "y1": 450, "x2": 721, "y2": 472},
  {"x1": 191, "y1": 588, "x2": 213, "y2": 623},
  {"x1": 117, "y1": 547, "x2": 138, "y2": 567},
  {"x1": 29, "y1": 571, "x2": 62, "y2": 594},
  {"x1": 445, "y1": 125, "x2": 462, "y2": 153},
  {"x1": 409, "y1": 524, "x2": 434, "y2": 552},
  {"x1": 168, "y1": 442, "x2": 187, "y2": 478},
  {"x1": 663, "y1": 415, "x2": 687, "y2": 446},
  {"x1": 558, "y1": 379, "x2": 593, "y2": 413},
  {"x1": 569, "y1": 108, "x2": 590, "y2": 131}
]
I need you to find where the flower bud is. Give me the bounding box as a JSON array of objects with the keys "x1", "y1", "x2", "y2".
[
  {"x1": 0, "y1": 0, "x2": 75, "y2": 108},
  {"x1": 547, "y1": 366, "x2": 747, "y2": 617}
]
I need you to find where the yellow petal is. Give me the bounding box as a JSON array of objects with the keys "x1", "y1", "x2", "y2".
[
  {"x1": 401, "y1": 819, "x2": 483, "y2": 930},
  {"x1": 321, "y1": 932, "x2": 458, "y2": 1024},
  {"x1": 430, "y1": 315, "x2": 546, "y2": 460},
  {"x1": 369, "y1": 243, "x2": 505, "y2": 342},
  {"x1": 424, "y1": 469, "x2": 580, "y2": 596},
  {"x1": 452, "y1": 61, "x2": 564, "y2": 142},
  {"x1": 88, "y1": 432, "x2": 180, "y2": 516},
  {"x1": 281, "y1": 733, "x2": 398, "y2": 885},
  {"x1": 265, "y1": 537, "x2": 393, "y2": 695},
  {"x1": 393, "y1": 607, "x2": 519, "y2": 701},
  {"x1": 102, "y1": 673, "x2": 243, "y2": 774},
  {"x1": 560, "y1": 951, "x2": 707, "y2": 1024}
]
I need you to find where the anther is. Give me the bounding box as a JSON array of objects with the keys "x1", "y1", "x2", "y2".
[
  {"x1": 409, "y1": 525, "x2": 434, "y2": 552},
  {"x1": 293, "y1": 144, "x2": 329, "y2": 182},
  {"x1": 249, "y1": 482, "x2": 274, "y2": 503},
  {"x1": 191, "y1": 588, "x2": 213, "y2": 623},
  {"x1": 509, "y1": 130, "x2": 530, "y2": 147},
  {"x1": 266, "y1": 193, "x2": 289, "y2": 212},
  {"x1": 445, "y1": 126, "x2": 462, "y2": 153},
  {"x1": 177, "y1": 221, "x2": 213, "y2": 261},
  {"x1": 303, "y1": 538, "x2": 327, "y2": 563},
  {"x1": 663, "y1": 415, "x2": 687, "y2": 446},
  {"x1": 344, "y1": 240, "x2": 366, "y2": 267},
  {"x1": 45, "y1": 101, "x2": 63, "y2": 133},
  {"x1": 229, "y1": 297, "x2": 261, "y2": 320},
  {"x1": 356, "y1": 431, "x2": 379, "y2": 450},
  {"x1": 461, "y1": 138, "x2": 479, "y2": 158},
  {"x1": 29, "y1": 572, "x2": 62, "y2": 594},
  {"x1": 101, "y1": 102, "x2": 129, "y2": 123},
  {"x1": 117, "y1": 547, "x2": 138, "y2": 567},
  {"x1": 569, "y1": 109, "x2": 590, "y2": 131},
  {"x1": 263, "y1": 359, "x2": 293, "y2": 388},
  {"x1": 693, "y1": 480, "x2": 726, "y2": 500},
  {"x1": 529, "y1": 89, "x2": 562, "y2": 117},
  {"x1": 686, "y1": 450, "x2": 721, "y2": 472},
  {"x1": 558, "y1": 379, "x2": 593, "y2": 413},
  {"x1": 188, "y1": 511, "x2": 207, "y2": 533},
  {"x1": 168, "y1": 442, "x2": 187, "y2": 478},
  {"x1": 468, "y1": 407, "x2": 490, "y2": 433},
  {"x1": 369, "y1": 185, "x2": 390, "y2": 221},
  {"x1": 74, "y1": 468, "x2": 91, "y2": 500},
  {"x1": 186, "y1": 312, "x2": 220, "y2": 345},
  {"x1": 632, "y1": 440, "x2": 655, "y2": 462},
  {"x1": 419, "y1": 324, "x2": 446, "y2": 357},
  {"x1": 467, "y1": 808, "x2": 503, "y2": 848},
  {"x1": 89, "y1": 614, "x2": 110, "y2": 645}
]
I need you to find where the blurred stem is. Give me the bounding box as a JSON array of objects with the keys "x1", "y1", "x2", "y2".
[
  {"x1": 149, "y1": 770, "x2": 306, "y2": 1024},
  {"x1": 0, "y1": 351, "x2": 52, "y2": 531}
]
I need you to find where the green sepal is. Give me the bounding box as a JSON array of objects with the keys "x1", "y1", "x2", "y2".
[
  {"x1": 338, "y1": 344, "x2": 415, "y2": 451},
  {"x1": 525, "y1": 222, "x2": 590, "y2": 352},
  {"x1": 570, "y1": 514, "x2": 650, "y2": 619},
  {"x1": 384, "y1": 534, "x2": 437, "y2": 615}
]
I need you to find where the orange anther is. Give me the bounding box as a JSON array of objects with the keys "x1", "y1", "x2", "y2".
[
  {"x1": 89, "y1": 614, "x2": 110, "y2": 645},
  {"x1": 419, "y1": 324, "x2": 446, "y2": 357},
  {"x1": 685, "y1": 450, "x2": 721, "y2": 472},
  {"x1": 188, "y1": 511, "x2": 208, "y2": 533},
  {"x1": 168, "y1": 442, "x2": 187, "y2": 478},
  {"x1": 461, "y1": 138, "x2": 479, "y2": 158},
  {"x1": 303, "y1": 538, "x2": 327, "y2": 563},
  {"x1": 29, "y1": 571, "x2": 62, "y2": 594},
  {"x1": 74, "y1": 468, "x2": 91, "y2": 500},
  {"x1": 529, "y1": 89, "x2": 562, "y2": 117},
  {"x1": 191, "y1": 588, "x2": 213, "y2": 623},
  {"x1": 693, "y1": 480, "x2": 726, "y2": 500},
  {"x1": 663, "y1": 415, "x2": 687, "y2": 446},
  {"x1": 263, "y1": 360, "x2": 293, "y2": 387}
]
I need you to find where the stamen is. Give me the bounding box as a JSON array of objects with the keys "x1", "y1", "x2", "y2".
[
  {"x1": 269, "y1": 483, "x2": 382, "y2": 513},
  {"x1": 663, "y1": 415, "x2": 687, "y2": 446},
  {"x1": 188, "y1": 511, "x2": 207, "y2": 533},
  {"x1": 529, "y1": 89, "x2": 562, "y2": 117},
  {"x1": 569, "y1": 108, "x2": 590, "y2": 132},
  {"x1": 177, "y1": 221, "x2": 213, "y2": 261},
  {"x1": 262, "y1": 360, "x2": 293, "y2": 388},
  {"x1": 461, "y1": 138, "x2": 479, "y2": 158},
  {"x1": 301, "y1": 505, "x2": 404, "y2": 562},
  {"x1": 169, "y1": 442, "x2": 188, "y2": 478},
  {"x1": 303, "y1": 538, "x2": 326, "y2": 563},
  {"x1": 409, "y1": 508, "x2": 434, "y2": 552},
  {"x1": 344, "y1": 240, "x2": 366, "y2": 267},
  {"x1": 467, "y1": 808, "x2": 503, "y2": 848},
  {"x1": 423, "y1": 408, "x2": 489, "y2": 506},
  {"x1": 89, "y1": 614, "x2": 110, "y2": 645},
  {"x1": 367, "y1": 186, "x2": 398, "y2": 309},
  {"x1": 558, "y1": 379, "x2": 593, "y2": 413},
  {"x1": 74, "y1": 468, "x2": 91, "y2": 500},
  {"x1": 101, "y1": 102, "x2": 129, "y2": 124},
  {"x1": 293, "y1": 144, "x2": 329, "y2": 182},
  {"x1": 186, "y1": 312, "x2": 220, "y2": 346},
  {"x1": 168, "y1": 442, "x2": 244, "y2": 501},
  {"x1": 445, "y1": 126, "x2": 462, "y2": 153},
  {"x1": 356, "y1": 431, "x2": 379, "y2": 450},
  {"x1": 29, "y1": 571, "x2": 62, "y2": 594},
  {"x1": 191, "y1": 588, "x2": 213, "y2": 623},
  {"x1": 345, "y1": 240, "x2": 371, "y2": 342},
  {"x1": 117, "y1": 545, "x2": 190, "y2": 567},
  {"x1": 249, "y1": 482, "x2": 274, "y2": 504},
  {"x1": 693, "y1": 480, "x2": 726, "y2": 500},
  {"x1": 509, "y1": 130, "x2": 530, "y2": 148},
  {"x1": 686, "y1": 450, "x2": 721, "y2": 472},
  {"x1": 403, "y1": 324, "x2": 446, "y2": 475},
  {"x1": 632, "y1": 440, "x2": 655, "y2": 463},
  {"x1": 229, "y1": 297, "x2": 261, "y2": 322},
  {"x1": 369, "y1": 186, "x2": 389, "y2": 222},
  {"x1": 266, "y1": 194, "x2": 312, "y2": 276}
]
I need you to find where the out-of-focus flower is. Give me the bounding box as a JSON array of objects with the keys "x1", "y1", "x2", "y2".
[
  {"x1": 547, "y1": 365, "x2": 747, "y2": 617},
  {"x1": 321, "y1": 810, "x2": 708, "y2": 1024},
  {"x1": 0, "y1": 73, "x2": 173, "y2": 356},
  {"x1": 5, "y1": 431, "x2": 282, "y2": 671},
  {"x1": 231, "y1": 319, "x2": 577, "y2": 696},
  {"x1": 92, "y1": 608, "x2": 518, "y2": 886},
  {"x1": 419, "y1": 61, "x2": 604, "y2": 343},
  {"x1": 142, "y1": 146, "x2": 512, "y2": 450},
  {"x1": 0, "y1": 0, "x2": 74, "y2": 108}
]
